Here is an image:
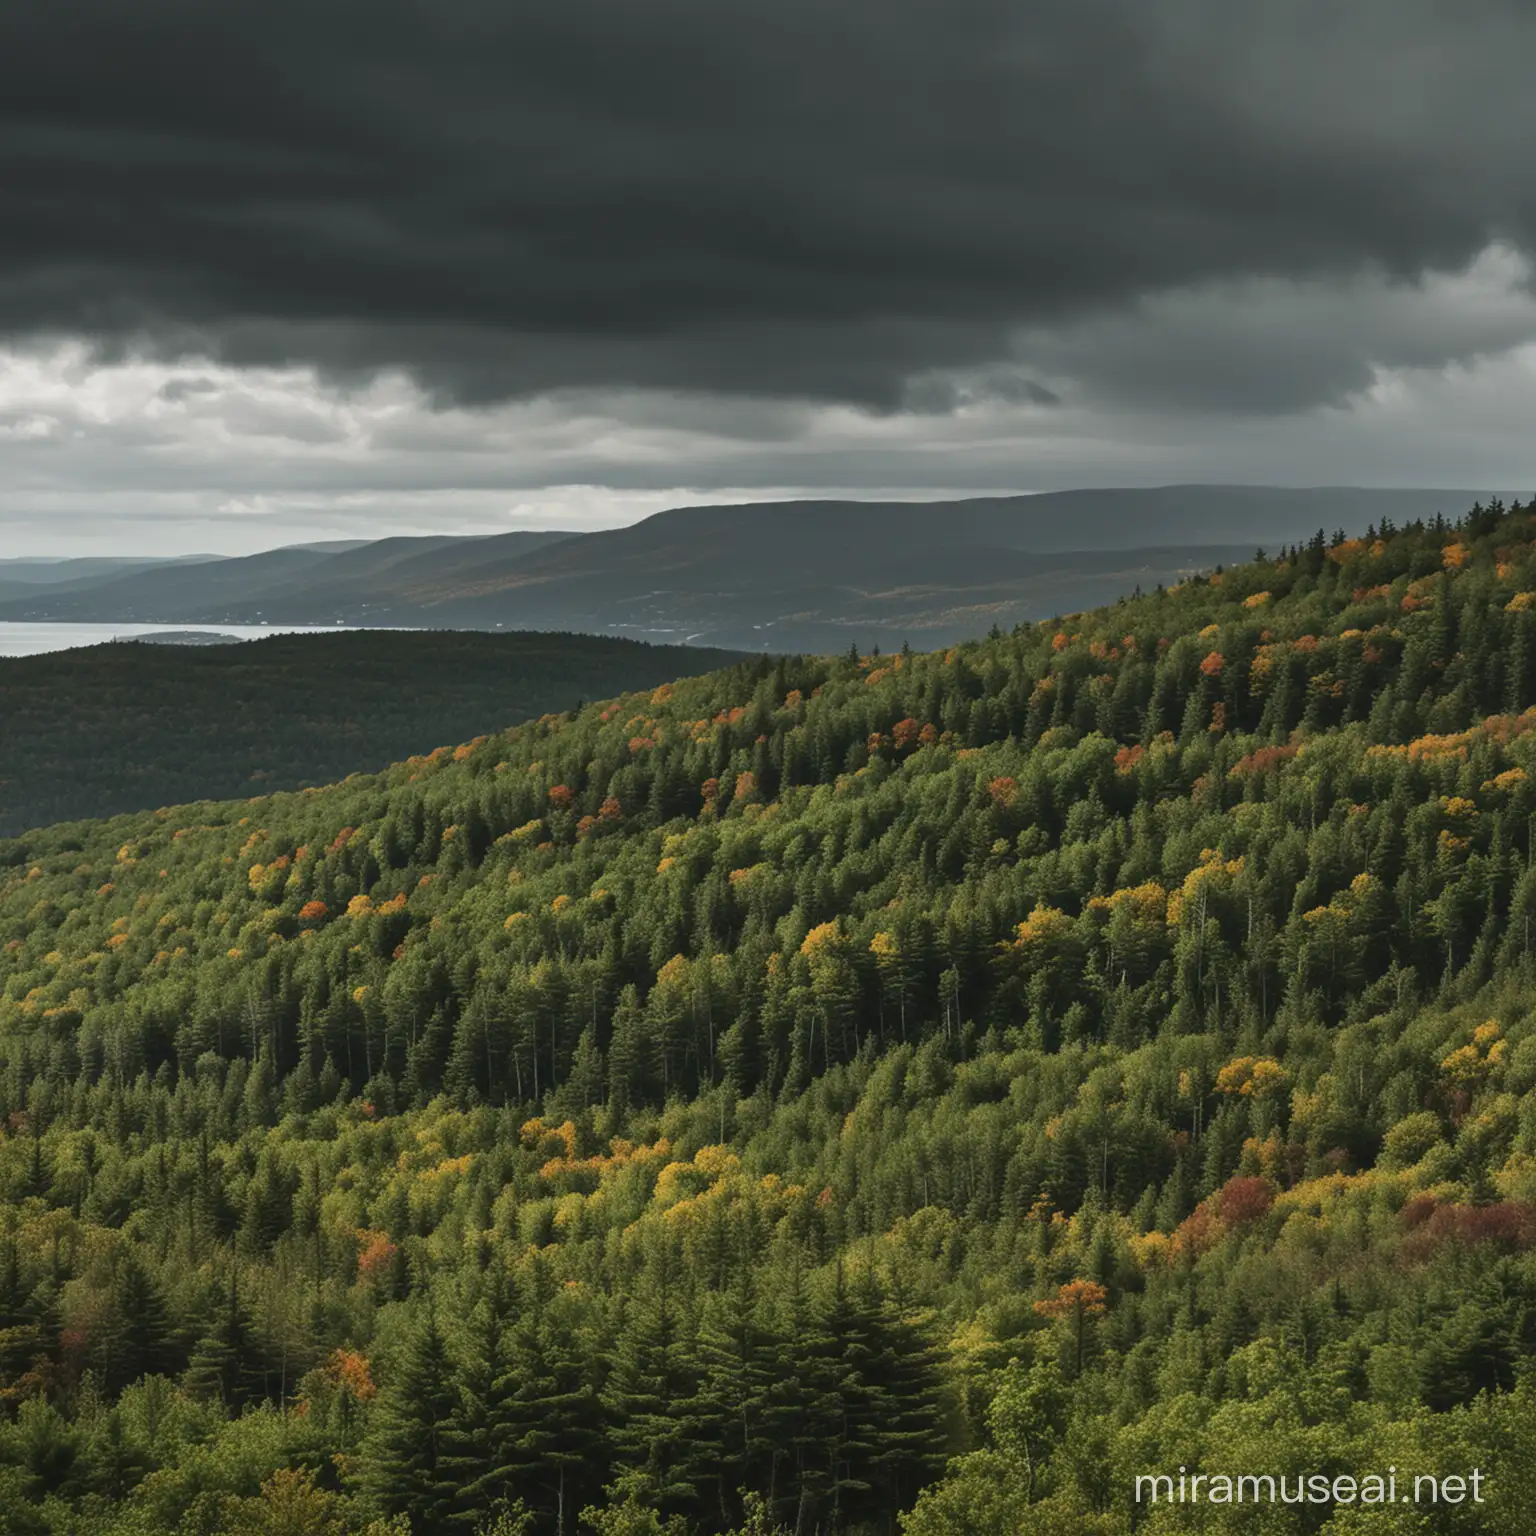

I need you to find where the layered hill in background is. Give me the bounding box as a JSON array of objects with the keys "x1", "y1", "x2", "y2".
[
  {"x1": 0, "y1": 630, "x2": 744, "y2": 835},
  {"x1": 0, "y1": 533, "x2": 569, "y2": 628},
  {"x1": 1, "y1": 485, "x2": 1495, "y2": 651},
  {"x1": 6, "y1": 501, "x2": 1536, "y2": 1531},
  {"x1": 0, "y1": 553, "x2": 225, "y2": 607}
]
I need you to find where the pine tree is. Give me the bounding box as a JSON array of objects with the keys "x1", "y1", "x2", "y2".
[
  {"x1": 0, "y1": 1241, "x2": 45, "y2": 1384},
  {"x1": 109, "y1": 1251, "x2": 178, "y2": 1392},
  {"x1": 184, "y1": 1272, "x2": 264, "y2": 1409},
  {"x1": 358, "y1": 1306, "x2": 463, "y2": 1529},
  {"x1": 442, "y1": 1279, "x2": 513, "y2": 1531},
  {"x1": 500, "y1": 1282, "x2": 607, "y2": 1534},
  {"x1": 601, "y1": 1253, "x2": 705, "y2": 1522}
]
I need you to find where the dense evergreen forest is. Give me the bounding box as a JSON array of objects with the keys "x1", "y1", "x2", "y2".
[
  {"x1": 0, "y1": 631, "x2": 744, "y2": 835},
  {"x1": 6, "y1": 504, "x2": 1536, "y2": 1531}
]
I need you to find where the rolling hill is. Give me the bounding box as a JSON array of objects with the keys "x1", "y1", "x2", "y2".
[
  {"x1": 0, "y1": 553, "x2": 224, "y2": 607},
  {"x1": 0, "y1": 533, "x2": 575, "y2": 626},
  {"x1": 0, "y1": 629, "x2": 744, "y2": 835},
  {"x1": 0, "y1": 486, "x2": 1497, "y2": 652}
]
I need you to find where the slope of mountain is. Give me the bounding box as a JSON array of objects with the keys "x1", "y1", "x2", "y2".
[
  {"x1": 332, "y1": 486, "x2": 1498, "y2": 648},
  {"x1": 0, "y1": 545, "x2": 341, "y2": 621},
  {"x1": 0, "y1": 532, "x2": 575, "y2": 624},
  {"x1": 5, "y1": 501, "x2": 1536, "y2": 1531},
  {"x1": 0, "y1": 488, "x2": 1496, "y2": 653},
  {"x1": 260, "y1": 530, "x2": 571, "y2": 617},
  {"x1": 0, "y1": 629, "x2": 745, "y2": 835},
  {"x1": 0, "y1": 555, "x2": 224, "y2": 585},
  {"x1": 380, "y1": 534, "x2": 1264, "y2": 649}
]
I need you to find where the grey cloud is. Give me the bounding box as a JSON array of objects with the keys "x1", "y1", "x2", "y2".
[
  {"x1": 901, "y1": 372, "x2": 1061, "y2": 414},
  {"x1": 157, "y1": 377, "x2": 223, "y2": 403},
  {"x1": 5, "y1": 0, "x2": 1536, "y2": 412},
  {"x1": 1013, "y1": 246, "x2": 1536, "y2": 413}
]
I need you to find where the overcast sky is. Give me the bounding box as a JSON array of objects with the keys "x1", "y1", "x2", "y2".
[{"x1": 5, "y1": 0, "x2": 1536, "y2": 555}]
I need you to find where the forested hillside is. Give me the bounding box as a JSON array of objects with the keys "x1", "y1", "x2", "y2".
[
  {"x1": 5, "y1": 503, "x2": 1536, "y2": 1532},
  {"x1": 0, "y1": 631, "x2": 744, "y2": 834}
]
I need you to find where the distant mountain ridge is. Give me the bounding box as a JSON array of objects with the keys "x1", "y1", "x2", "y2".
[
  {"x1": 0, "y1": 531, "x2": 574, "y2": 626},
  {"x1": 0, "y1": 553, "x2": 225, "y2": 606},
  {"x1": 0, "y1": 485, "x2": 1499, "y2": 651}
]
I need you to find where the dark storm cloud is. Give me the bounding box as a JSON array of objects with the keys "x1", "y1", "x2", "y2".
[
  {"x1": 1013, "y1": 246, "x2": 1536, "y2": 413},
  {"x1": 4, "y1": 0, "x2": 1536, "y2": 409}
]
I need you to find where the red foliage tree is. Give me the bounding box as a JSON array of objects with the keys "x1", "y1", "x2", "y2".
[
  {"x1": 1404, "y1": 1202, "x2": 1536, "y2": 1261},
  {"x1": 1216, "y1": 1175, "x2": 1274, "y2": 1226}
]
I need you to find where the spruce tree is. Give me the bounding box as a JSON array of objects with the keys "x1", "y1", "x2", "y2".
[
  {"x1": 359, "y1": 1306, "x2": 463, "y2": 1529},
  {"x1": 184, "y1": 1272, "x2": 264, "y2": 1409},
  {"x1": 601, "y1": 1255, "x2": 705, "y2": 1522},
  {"x1": 109, "y1": 1252, "x2": 178, "y2": 1393}
]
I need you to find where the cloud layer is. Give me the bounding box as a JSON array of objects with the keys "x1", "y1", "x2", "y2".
[
  {"x1": 4, "y1": 1, "x2": 1536, "y2": 549},
  {"x1": 10, "y1": 0, "x2": 1536, "y2": 404}
]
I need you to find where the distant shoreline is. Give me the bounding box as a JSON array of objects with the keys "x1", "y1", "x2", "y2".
[{"x1": 0, "y1": 620, "x2": 362, "y2": 659}]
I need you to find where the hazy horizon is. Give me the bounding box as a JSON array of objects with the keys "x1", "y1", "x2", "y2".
[{"x1": 3, "y1": 480, "x2": 1520, "y2": 561}]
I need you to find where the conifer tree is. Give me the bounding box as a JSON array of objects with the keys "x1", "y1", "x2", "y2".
[{"x1": 358, "y1": 1307, "x2": 463, "y2": 1529}]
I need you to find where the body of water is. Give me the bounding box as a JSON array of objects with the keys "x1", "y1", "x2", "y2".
[{"x1": 0, "y1": 622, "x2": 360, "y2": 658}]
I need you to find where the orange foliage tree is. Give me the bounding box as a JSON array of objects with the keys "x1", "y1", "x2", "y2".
[
  {"x1": 1034, "y1": 1278, "x2": 1109, "y2": 1372},
  {"x1": 355, "y1": 1229, "x2": 399, "y2": 1291}
]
